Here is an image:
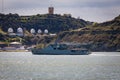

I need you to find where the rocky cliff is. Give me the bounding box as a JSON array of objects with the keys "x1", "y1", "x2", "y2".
[{"x1": 59, "y1": 15, "x2": 120, "y2": 51}]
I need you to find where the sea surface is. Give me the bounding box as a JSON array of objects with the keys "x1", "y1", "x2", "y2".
[{"x1": 0, "y1": 52, "x2": 120, "y2": 80}]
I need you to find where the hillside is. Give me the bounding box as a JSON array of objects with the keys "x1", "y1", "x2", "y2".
[
  {"x1": 0, "y1": 13, "x2": 120, "y2": 51},
  {"x1": 59, "y1": 15, "x2": 120, "y2": 51},
  {"x1": 0, "y1": 13, "x2": 91, "y2": 33}
]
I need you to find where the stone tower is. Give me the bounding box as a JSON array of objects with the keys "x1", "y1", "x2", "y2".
[{"x1": 48, "y1": 6, "x2": 54, "y2": 14}]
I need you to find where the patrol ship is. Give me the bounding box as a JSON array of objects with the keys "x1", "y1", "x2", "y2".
[{"x1": 31, "y1": 43, "x2": 91, "y2": 55}]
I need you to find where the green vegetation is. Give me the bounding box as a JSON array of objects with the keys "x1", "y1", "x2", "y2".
[{"x1": 0, "y1": 13, "x2": 91, "y2": 33}]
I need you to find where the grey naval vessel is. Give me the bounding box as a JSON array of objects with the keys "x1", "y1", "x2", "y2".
[{"x1": 31, "y1": 43, "x2": 91, "y2": 55}]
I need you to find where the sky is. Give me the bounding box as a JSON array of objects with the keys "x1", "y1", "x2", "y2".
[{"x1": 0, "y1": 0, "x2": 120, "y2": 22}]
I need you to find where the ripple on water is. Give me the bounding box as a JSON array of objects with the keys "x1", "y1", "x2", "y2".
[{"x1": 0, "y1": 52, "x2": 120, "y2": 80}]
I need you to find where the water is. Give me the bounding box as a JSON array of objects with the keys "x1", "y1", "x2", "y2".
[{"x1": 0, "y1": 52, "x2": 120, "y2": 80}]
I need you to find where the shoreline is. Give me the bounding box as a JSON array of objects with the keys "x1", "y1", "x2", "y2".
[{"x1": 0, "y1": 50, "x2": 30, "y2": 52}]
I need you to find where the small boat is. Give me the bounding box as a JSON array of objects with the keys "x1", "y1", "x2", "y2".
[{"x1": 31, "y1": 43, "x2": 91, "y2": 55}]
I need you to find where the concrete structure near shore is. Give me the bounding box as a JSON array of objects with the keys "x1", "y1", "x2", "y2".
[
  {"x1": 10, "y1": 42, "x2": 22, "y2": 48},
  {"x1": 0, "y1": 42, "x2": 25, "y2": 51}
]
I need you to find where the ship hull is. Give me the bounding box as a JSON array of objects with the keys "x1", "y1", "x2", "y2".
[{"x1": 31, "y1": 48, "x2": 90, "y2": 55}]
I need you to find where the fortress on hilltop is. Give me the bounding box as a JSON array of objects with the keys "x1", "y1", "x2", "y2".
[{"x1": 48, "y1": 6, "x2": 54, "y2": 14}]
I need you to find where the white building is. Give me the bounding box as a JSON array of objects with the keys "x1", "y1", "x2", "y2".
[
  {"x1": 8, "y1": 28, "x2": 16, "y2": 36},
  {"x1": 44, "y1": 29, "x2": 48, "y2": 34},
  {"x1": 30, "y1": 28, "x2": 36, "y2": 34},
  {"x1": 16, "y1": 27, "x2": 24, "y2": 37},
  {"x1": 38, "y1": 29, "x2": 42, "y2": 34}
]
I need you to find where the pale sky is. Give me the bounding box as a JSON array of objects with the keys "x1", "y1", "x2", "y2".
[{"x1": 0, "y1": 0, "x2": 120, "y2": 22}]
